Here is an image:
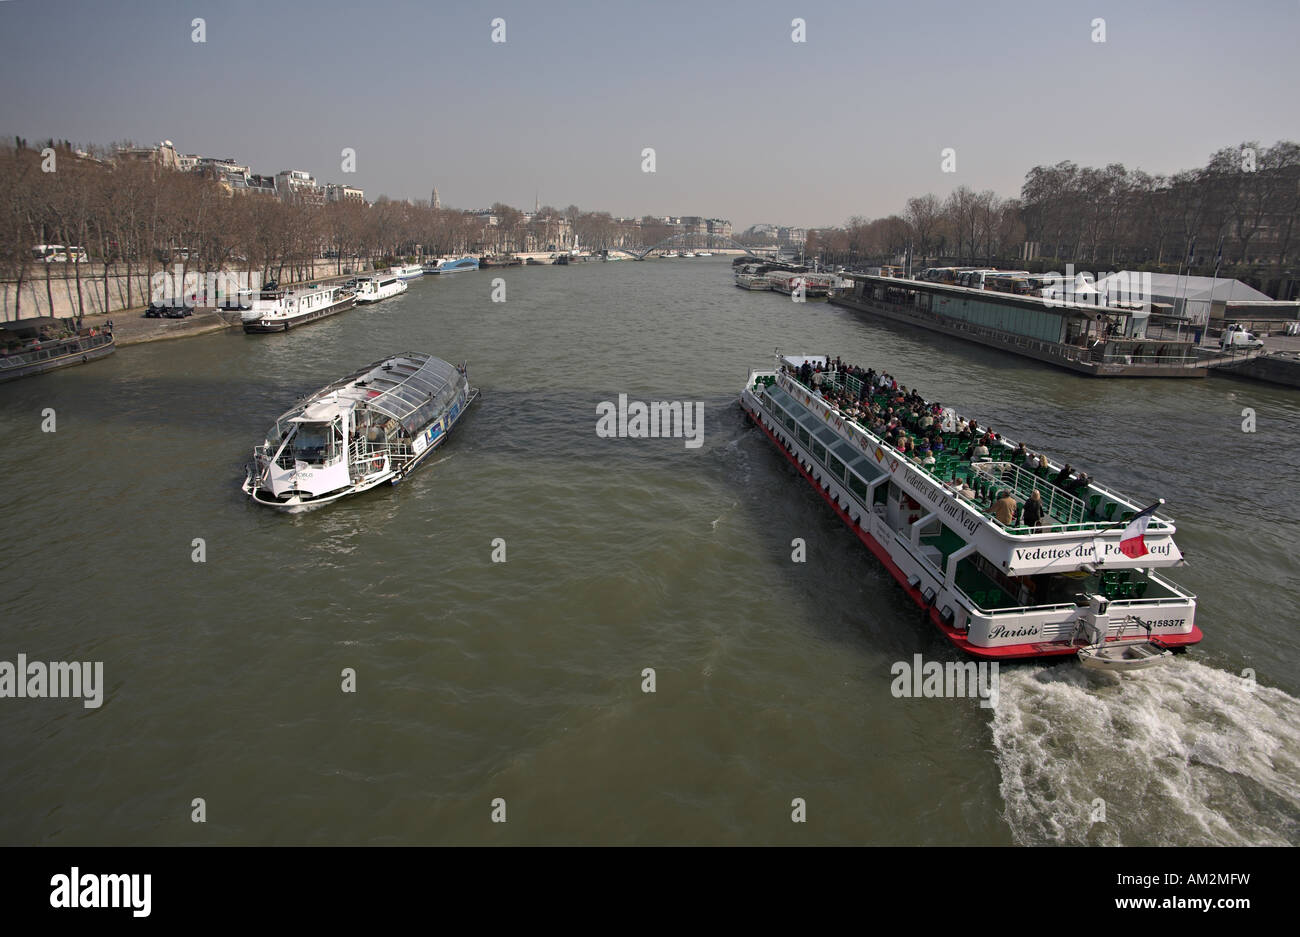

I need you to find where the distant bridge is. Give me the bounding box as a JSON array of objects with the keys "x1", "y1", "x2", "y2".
[{"x1": 611, "y1": 233, "x2": 785, "y2": 261}]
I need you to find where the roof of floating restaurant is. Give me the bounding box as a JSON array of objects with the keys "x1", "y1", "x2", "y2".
[
  {"x1": 845, "y1": 273, "x2": 1107, "y2": 320},
  {"x1": 285, "y1": 353, "x2": 460, "y2": 427}
]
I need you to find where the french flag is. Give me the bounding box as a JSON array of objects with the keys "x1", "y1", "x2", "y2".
[{"x1": 1119, "y1": 504, "x2": 1159, "y2": 558}]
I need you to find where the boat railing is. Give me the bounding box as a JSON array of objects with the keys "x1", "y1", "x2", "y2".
[
  {"x1": 971, "y1": 461, "x2": 1087, "y2": 526},
  {"x1": 784, "y1": 371, "x2": 1173, "y2": 535},
  {"x1": 967, "y1": 597, "x2": 1079, "y2": 616}
]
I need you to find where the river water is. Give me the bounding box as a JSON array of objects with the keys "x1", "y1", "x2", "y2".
[{"x1": 1, "y1": 257, "x2": 1297, "y2": 845}]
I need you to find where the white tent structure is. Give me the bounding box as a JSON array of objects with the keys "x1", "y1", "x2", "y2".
[{"x1": 1095, "y1": 272, "x2": 1272, "y2": 325}]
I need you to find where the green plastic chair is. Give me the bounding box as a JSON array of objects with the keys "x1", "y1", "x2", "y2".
[{"x1": 1102, "y1": 503, "x2": 1117, "y2": 521}]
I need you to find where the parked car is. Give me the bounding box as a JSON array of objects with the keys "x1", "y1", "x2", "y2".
[{"x1": 144, "y1": 302, "x2": 193, "y2": 319}]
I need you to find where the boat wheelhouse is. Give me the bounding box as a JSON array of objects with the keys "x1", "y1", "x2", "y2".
[
  {"x1": 240, "y1": 283, "x2": 356, "y2": 333},
  {"x1": 423, "y1": 256, "x2": 480, "y2": 275},
  {"x1": 243, "y1": 352, "x2": 478, "y2": 511},
  {"x1": 739, "y1": 353, "x2": 1203, "y2": 661},
  {"x1": 352, "y1": 273, "x2": 407, "y2": 303},
  {"x1": 0, "y1": 317, "x2": 115, "y2": 383},
  {"x1": 392, "y1": 263, "x2": 424, "y2": 280}
]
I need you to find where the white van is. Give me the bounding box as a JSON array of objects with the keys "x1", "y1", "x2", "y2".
[{"x1": 1220, "y1": 324, "x2": 1264, "y2": 349}]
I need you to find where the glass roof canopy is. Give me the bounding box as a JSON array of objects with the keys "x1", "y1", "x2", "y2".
[{"x1": 276, "y1": 353, "x2": 463, "y2": 433}]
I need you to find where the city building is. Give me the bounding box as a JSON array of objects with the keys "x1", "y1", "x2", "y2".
[
  {"x1": 275, "y1": 169, "x2": 325, "y2": 205},
  {"x1": 114, "y1": 140, "x2": 179, "y2": 169},
  {"x1": 325, "y1": 183, "x2": 365, "y2": 203}
]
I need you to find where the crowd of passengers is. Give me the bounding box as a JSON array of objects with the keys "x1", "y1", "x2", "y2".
[{"x1": 784, "y1": 357, "x2": 1098, "y2": 529}]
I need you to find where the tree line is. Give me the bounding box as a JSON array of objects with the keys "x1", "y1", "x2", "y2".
[
  {"x1": 0, "y1": 141, "x2": 680, "y2": 319},
  {"x1": 807, "y1": 140, "x2": 1300, "y2": 295}
]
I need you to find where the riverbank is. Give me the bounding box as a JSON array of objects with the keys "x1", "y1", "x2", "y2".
[{"x1": 77, "y1": 270, "x2": 362, "y2": 346}]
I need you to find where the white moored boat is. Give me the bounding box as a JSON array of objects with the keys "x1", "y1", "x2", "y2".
[
  {"x1": 392, "y1": 263, "x2": 424, "y2": 280},
  {"x1": 352, "y1": 273, "x2": 407, "y2": 303},
  {"x1": 242, "y1": 352, "x2": 478, "y2": 511},
  {"x1": 739, "y1": 353, "x2": 1204, "y2": 662},
  {"x1": 735, "y1": 273, "x2": 772, "y2": 290},
  {"x1": 241, "y1": 282, "x2": 356, "y2": 333}
]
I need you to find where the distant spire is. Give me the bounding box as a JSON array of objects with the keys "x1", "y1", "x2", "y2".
[
  {"x1": 535, "y1": 191, "x2": 539, "y2": 213},
  {"x1": 431, "y1": 186, "x2": 441, "y2": 209}
]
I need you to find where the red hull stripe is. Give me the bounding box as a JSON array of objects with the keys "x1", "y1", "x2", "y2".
[{"x1": 744, "y1": 404, "x2": 1203, "y2": 660}]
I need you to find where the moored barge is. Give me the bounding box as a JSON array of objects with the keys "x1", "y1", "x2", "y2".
[
  {"x1": 740, "y1": 353, "x2": 1203, "y2": 660},
  {"x1": 831, "y1": 273, "x2": 1260, "y2": 377},
  {"x1": 241, "y1": 282, "x2": 356, "y2": 333},
  {"x1": 0, "y1": 317, "x2": 115, "y2": 383}
]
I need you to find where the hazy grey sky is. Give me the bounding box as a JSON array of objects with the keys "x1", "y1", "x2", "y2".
[{"x1": 2, "y1": 0, "x2": 1297, "y2": 230}]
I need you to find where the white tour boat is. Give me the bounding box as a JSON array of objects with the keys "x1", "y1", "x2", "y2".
[
  {"x1": 739, "y1": 353, "x2": 1204, "y2": 661},
  {"x1": 352, "y1": 273, "x2": 408, "y2": 303},
  {"x1": 392, "y1": 263, "x2": 424, "y2": 280},
  {"x1": 697, "y1": 251, "x2": 713, "y2": 257},
  {"x1": 242, "y1": 352, "x2": 478, "y2": 511},
  {"x1": 241, "y1": 282, "x2": 356, "y2": 333}
]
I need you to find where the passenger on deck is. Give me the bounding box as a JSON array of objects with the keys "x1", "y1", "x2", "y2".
[
  {"x1": 971, "y1": 440, "x2": 990, "y2": 460},
  {"x1": 993, "y1": 490, "x2": 1019, "y2": 526},
  {"x1": 1054, "y1": 463, "x2": 1074, "y2": 486},
  {"x1": 1023, "y1": 489, "x2": 1045, "y2": 528}
]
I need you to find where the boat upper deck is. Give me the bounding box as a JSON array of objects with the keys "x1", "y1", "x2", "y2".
[
  {"x1": 279, "y1": 353, "x2": 464, "y2": 434},
  {"x1": 746, "y1": 356, "x2": 1187, "y2": 576},
  {"x1": 767, "y1": 369, "x2": 1171, "y2": 536}
]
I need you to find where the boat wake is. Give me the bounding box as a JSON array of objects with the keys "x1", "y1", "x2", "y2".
[{"x1": 991, "y1": 658, "x2": 1300, "y2": 845}]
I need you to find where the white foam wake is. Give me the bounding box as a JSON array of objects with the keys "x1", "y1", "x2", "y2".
[{"x1": 991, "y1": 658, "x2": 1300, "y2": 845}]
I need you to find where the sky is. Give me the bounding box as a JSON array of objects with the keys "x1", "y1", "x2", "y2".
[{"x1": 2, "y1": 0, "x2": 1298, "y2": 231}]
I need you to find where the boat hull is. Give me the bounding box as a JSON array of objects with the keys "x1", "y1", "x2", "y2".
[
  {"x1": 0, "y1": 334, "x2": 116, "y2": 383},
  {"x1": 242, "y1": 296, "x2": 356, "y2": 332},
  {"x1": 741, "y1": 397, "x2": 1203, "y2": 661}
]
